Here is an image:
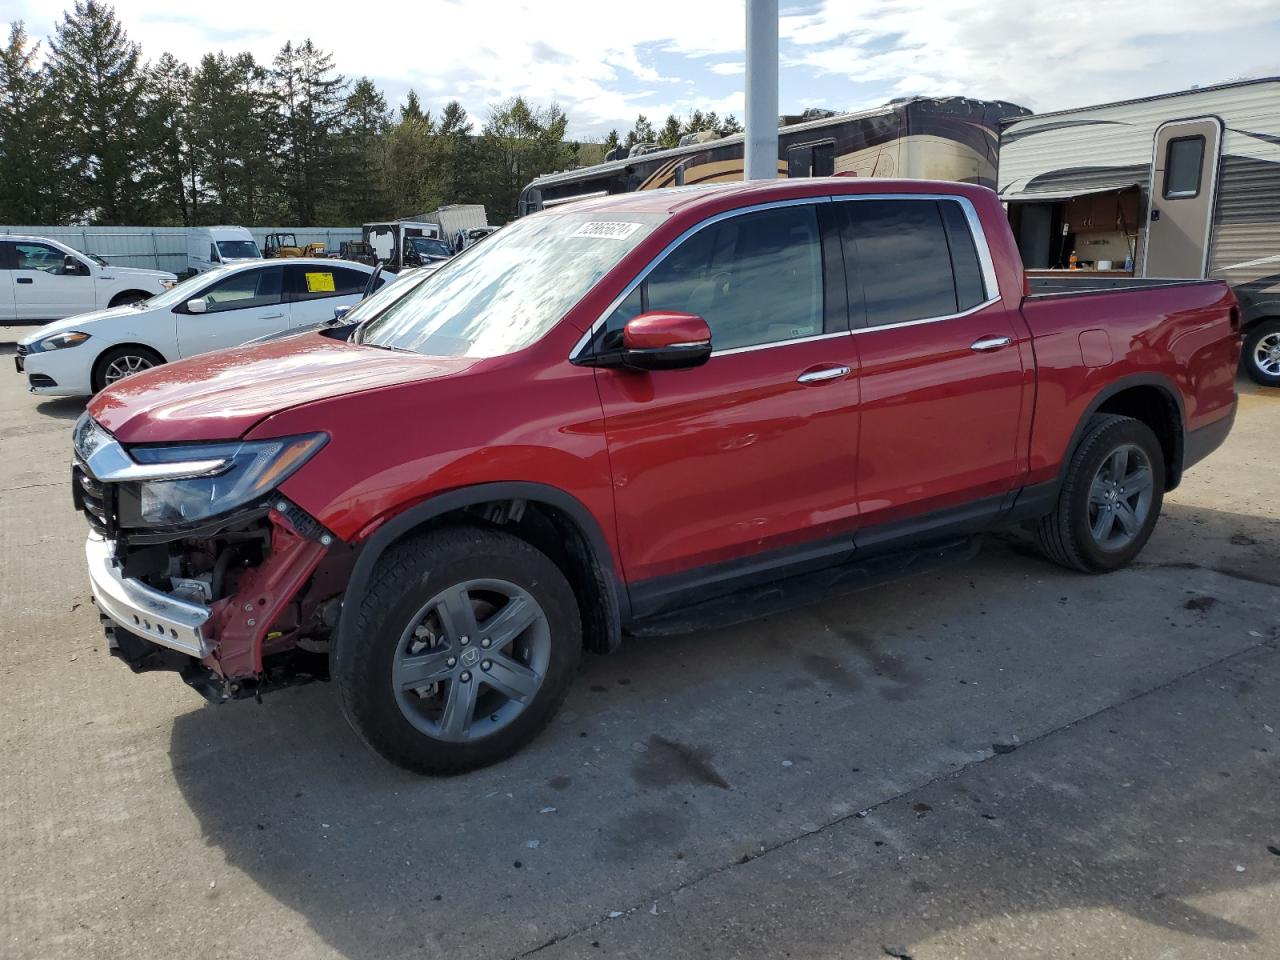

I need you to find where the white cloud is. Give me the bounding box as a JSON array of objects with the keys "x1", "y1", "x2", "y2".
[
  {"x1": 5, "y1": 0, "x2": 1279, "y2": 135},
  {"x1": 780, "y1": 0, "x2": 1280, "y2": 112}
]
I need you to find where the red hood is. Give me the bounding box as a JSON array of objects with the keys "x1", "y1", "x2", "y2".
[{"x1": 90, "y1": 334, "x2": 477, "y2": 443}]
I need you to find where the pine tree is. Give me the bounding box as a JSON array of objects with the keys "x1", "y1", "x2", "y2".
[
  {"x1": 431, "y1": 99, "x2": 476, "y2": 211},
  {"x1": 189, "y1": 52, "x2": 274, "y2": 223},
  {"x1": 270, "y1": 39, "x2": 347, "y2": 225},
  {"x1": 140, "y1": 52, "x2": 193, "y2": 224},
  {"x1": 384, "y1": 100, "x2": 436, "y2": 215},
  {"x1": 481, "y1": 97, "x2": 570, "y2": 220},
  {"x1": 338, "y1": 77, "x2": 390, "y2": 221},
  {"x1": 401, "y1": 89, "x2": 424, "y2": 123},
  {"x1": 719, "y1": 113, "x2": 743, "y2": 135},
  {"x1": 0, "y1": 22, "x2": 70, "y2": 222},
  {"x1": 46, "y1": 0, "x2": 148, "y2": 223},
  {"x1": 658, "y1": 114, "x2": 682, "y2": 149}
]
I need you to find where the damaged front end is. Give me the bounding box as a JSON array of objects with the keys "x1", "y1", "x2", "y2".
[{"x1": 73, "y1": 414, "x2": 348, "y2": 702}]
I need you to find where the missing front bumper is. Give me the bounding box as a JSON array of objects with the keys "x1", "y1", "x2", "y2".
[{"x1": 85, "y1": 534, "x2": 214, "y2": 658}]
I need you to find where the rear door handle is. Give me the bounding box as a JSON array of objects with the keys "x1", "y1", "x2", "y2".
[
  {"x1": 16, "y1": 277, "x2": 32, "y2": 284},
  {"x1": 970, "y1": 336, "x2": 1012, "y2": 352},
  {"x1": 259, "y1": 312, "x2": 284, "y2": 320},
  {"x1": 797, "y1": 364, "x2": 851, "y2": 384}
]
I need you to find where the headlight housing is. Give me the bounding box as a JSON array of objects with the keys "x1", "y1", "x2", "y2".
[
  {"x1": 120, "y1": 434, "x2": 327, "y2": 527},
  {"x1": 31, "y1": 330, "x2": 90, "y2": 352}
]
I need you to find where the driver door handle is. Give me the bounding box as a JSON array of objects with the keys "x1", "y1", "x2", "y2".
[
  {"x1": 970, "y1": 335, "x2": 1012, "y2": 352},
  {"x1": 259, "y1": 312, "x2": 284, "y2": 320},
  {"x1": 797, "y1": 364, "x2": 851, "y2": 384}
]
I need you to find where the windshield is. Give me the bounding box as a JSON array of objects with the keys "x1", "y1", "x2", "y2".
[
  {"x1": 217, "y1": 240, "x2": 260, "y2": 259},
  {"x1": 409, "y1": 237, "x2": 452, "y2": 259},
  {"x1": 141, "y1": 265, "x2": 236, "y2": 308},
  {"x1": 359, "y1": 211, "x2": 662, "y2": 358},
  {"x1": 85, "y1": 252, "x2": 109, "y2": 266},
  {"x1": 344, "y1": 270, "x2": 433, "y2": 324}
]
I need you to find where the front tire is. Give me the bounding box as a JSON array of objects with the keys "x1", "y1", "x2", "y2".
[
  {"x1": 1242, "y1": 319, "x2": 1280, "y2": 387},
  {"x1": 92, "y1": 345, "x2": 164, "y2": 392},
  {"x1": 336, "y1": 526, "x2": 582, "y2": 774},
  {"x1": 1035, "y1": 414, "x2": 1165, "y2": 573},
  {"x1": 108, "y1": 290, "x2": 150, "y2": 308}
]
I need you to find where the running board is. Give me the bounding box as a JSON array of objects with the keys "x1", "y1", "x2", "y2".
[{"x1": 626, "y1": 536, "x2": 984, "y2": 638}]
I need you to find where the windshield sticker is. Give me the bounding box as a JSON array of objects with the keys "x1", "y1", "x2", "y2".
[
  {"x1": 571, "y1": 221, "x2": 644, "y2": 241},
  {"x1": 305, "y1": 271, "x2": 336, "y2": 293}
]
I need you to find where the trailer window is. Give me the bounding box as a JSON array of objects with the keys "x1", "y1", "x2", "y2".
[
  {"x1": 787, "y1": 140, "x2": 836, "y2": 178},
  {"x1": 1163, "y1": 136, "x2": 1205, "y2": 200}
]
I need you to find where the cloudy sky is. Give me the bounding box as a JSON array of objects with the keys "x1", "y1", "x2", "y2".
[{"x1": 3, "y1": 0, "x2": 1279, "y2": 137}]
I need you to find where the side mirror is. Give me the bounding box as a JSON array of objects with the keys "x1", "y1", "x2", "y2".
[
  {"x1": 616, "y1": 311, "x2": 712, "y2": 370},
  {"x1": 186, "y1": 297, "x2": 208, "y2": 314},
  {"x1": 64, "y1": 255, "x2": 84, "y2": 275},
  {"x1": 333, "y1": 304, "x2": 351, "y2": 321}
]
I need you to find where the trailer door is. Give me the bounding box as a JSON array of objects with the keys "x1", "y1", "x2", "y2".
[{"x1": 1143, "y1": 117, "x2": 1222, "y2": 278}]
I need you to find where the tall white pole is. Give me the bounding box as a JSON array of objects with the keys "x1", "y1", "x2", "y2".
[{"x1": 744, "y1": 0, "x2": 779, "y2": 180}]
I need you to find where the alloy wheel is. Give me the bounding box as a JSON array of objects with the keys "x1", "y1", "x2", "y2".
[
  {"x1": 1254, "y1": 332, "x2": 1280, "y2": 377},
  {"x1": 392, "y1": 578, "x2": 551, "y2": 743},
  {"x1": 1087, "y1": 443, "x2": 1154, "y2": 550},
  {"x1": 102, "y1": 354, "x2": 154, "y2": 385}
]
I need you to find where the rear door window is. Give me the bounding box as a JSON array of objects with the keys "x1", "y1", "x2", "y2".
[
  {"x1": 840, "y1": 199, "x2": 973, "y2": 327},
  {"x1": 938, "y1": 201, "x2": 987, "y2": 311},
  {"x1": 286, "y1": 265, "x2": 370, "y2": 301}
]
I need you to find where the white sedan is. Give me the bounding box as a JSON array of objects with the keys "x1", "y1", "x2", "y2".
[{"x1": 15, "y1": 259, "x2": 385, "y2": 396}]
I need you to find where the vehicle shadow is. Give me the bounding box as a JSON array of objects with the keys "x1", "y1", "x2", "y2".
[
  {"x1": 168, "y1": 501, "x2": 1278, "y2": 959},
  {"x1": 34, "y1": 396, "x2": 86, "y2": 421}
]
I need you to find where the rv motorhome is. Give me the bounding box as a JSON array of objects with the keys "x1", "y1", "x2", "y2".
[
  {"x1": 998, "y1": 77, "x2": 1280, "y2": 386},
  {"x1": 518, "y1": 96, "x2": 1030, "y2": 215}
]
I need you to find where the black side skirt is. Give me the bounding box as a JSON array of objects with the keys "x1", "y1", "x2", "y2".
[{"x1": 626, "y1": 485, "x2": 1062, "y2": 631}]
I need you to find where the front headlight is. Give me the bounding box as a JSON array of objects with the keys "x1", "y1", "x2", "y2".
[
  {"x1": 120, "y1": 433, "x2": 327, "y2": 527},
  {"x1": 32, "y1": 330, "x2": 90, "y2": 352}
]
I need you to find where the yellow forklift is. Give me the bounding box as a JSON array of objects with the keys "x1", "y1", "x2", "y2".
[{"x1": 262, "y1": 232, "x2": 326, "y2": 258}]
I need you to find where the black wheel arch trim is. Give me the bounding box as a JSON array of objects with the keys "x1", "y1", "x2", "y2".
[
  {"x1": 333, "y1": 482, "x2": 626, "y2": 670},
  {"x1": 1056, "y1": 372, "x2": 1187, "y2": 490}
]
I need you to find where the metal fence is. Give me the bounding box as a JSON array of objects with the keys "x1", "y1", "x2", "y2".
[{"x1": 0, "y1": 225, "x2": 363, "y2": 274}]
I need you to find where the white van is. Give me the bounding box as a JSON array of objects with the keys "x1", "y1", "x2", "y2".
[{"x1": 187, "y1": 226, "x2": 262, "y2": 274}]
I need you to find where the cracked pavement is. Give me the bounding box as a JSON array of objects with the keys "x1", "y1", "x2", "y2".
[{"x1": 2, "y1": 328, "x2": 1278, "y2": 959}]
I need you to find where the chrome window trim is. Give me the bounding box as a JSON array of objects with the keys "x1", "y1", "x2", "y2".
[
  {"x1": 712, "y1": 329, "x2": 850, "y2": 358},
  {"x1": 569, "y1": 191, "x2": 1004, "y2": 363},
  {"x1": 568, "y1": 196, "x2": 832, "y2": 361},
  {"x1": 830, "y1": 192, "x2": 1001, "y2": 302},
  {"x1": 848, "y1": 296, "x2": 999, "y2": 335}
]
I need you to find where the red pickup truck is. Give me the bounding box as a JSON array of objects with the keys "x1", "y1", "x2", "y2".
[{"x1": 74, "y1": 178, "x2": 1240, "y2": 773}]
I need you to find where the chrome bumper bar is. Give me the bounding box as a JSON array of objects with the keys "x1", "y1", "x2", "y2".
[{"x1": 86, "y1": 535, "x2": 213, "y2": 658}]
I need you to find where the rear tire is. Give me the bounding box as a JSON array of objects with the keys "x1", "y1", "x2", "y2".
[
  {"x1": 91, "y1": 345, "x2": 164, "y2": 392},
  {"x1": 1035, "y1": 414, "x2": 1165, "y2": 573},
  {"x1": 336, "y1": 526, "x2": 582, "y2": 774},
  {"x1": 1242, "y1": 319, "x2": 1280, "y2": 387}
]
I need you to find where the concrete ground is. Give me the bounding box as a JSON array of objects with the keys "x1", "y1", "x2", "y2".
[{"x1": 1, "y1": 325, "x2": 1277, "y2": 960}]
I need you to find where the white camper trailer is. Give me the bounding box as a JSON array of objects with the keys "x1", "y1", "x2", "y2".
[{"x1": 998, "y1": 77, "x2": 1280, "y2": 386}]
